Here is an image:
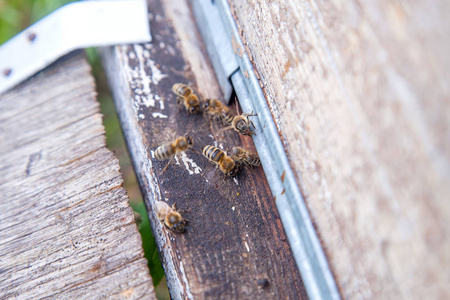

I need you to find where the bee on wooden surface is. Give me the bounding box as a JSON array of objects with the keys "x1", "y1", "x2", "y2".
[
  {"x1": 154, "y1": 200, "x2": 186, "y2": 233},
  {"x1": 218, "y1": 112, "x2": 257, "y2": 136},
  {"x1": 204, "y1": 98, "x2": 224, "y2": 116},
  {"x1": 230, "y1": 146, "x2": 261, "y2": 167},
  {"x1": 204, "y1": 98, "x2": 234, "y2": 125},
  {"x1": 154, "y1": 135, "x2": 194, "y2": 172},
  {"x1": 172, "y1": 83, "x2": 201, "y2": 114},
  {"x1": 202, "y1": 145, "x2": 239, "y2": 177}
]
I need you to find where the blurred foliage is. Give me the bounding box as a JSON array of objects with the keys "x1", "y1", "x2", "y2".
[
  {"x1": 1, "y1": 1, "x2": 169, "y2": 297},
  {"x1": 0, "y1": 0, "x2": 74, "y2": 44},
  {"x1": 130, "y1": 201, "x2": 166, "y2": 287}
]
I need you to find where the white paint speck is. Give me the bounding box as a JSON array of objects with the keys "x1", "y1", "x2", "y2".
[
  {"x1": 152, "y1": 112, "x2": 168, "y2": 119},
  {"x1": 179, "y1": 152, "x2": 202, "y2": 175},
  {"x1": 140, "y1": 94, "x2": 156, "y2": 108},
  {"x1": 232, "y1": 206, "x2": 235, "y2": 211},
  {"x1": 244, "y1": 241, "x2": 250, "y2": 252},
  {"x1": 139, "y1": 114, "x2": 145, "y2": 119},
  {"x1": 148, "y1": 57, "x2": 168, "y2": 84},
  {"x1": 233, "y1": 177, "x2": 239, "y2": 185},
  {"x1": 157, "y1": 94, "x2": 165, "y2": 110}
]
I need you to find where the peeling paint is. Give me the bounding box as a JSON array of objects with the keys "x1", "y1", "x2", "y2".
[
  {"x1": 244, "y1": 241, "x2": 250, "y2": 252},
  {"x1": 148, "y1": 57, "x2": 168, "y2": 84},
  {"x1": 133, "y1": 44, "x2": 153, "y2": 99},
  {"x1": 158, "y1": 94, "x2": 165, "y2": 110},
  {"x1": 178, "y1": 152, "x2": 202, "y2": 175},
  {"x1": 121, "y1": 44, "x2": 168, "y2": 112},
  {"x1": 152, "y1": 112, "x2": 168, "y2": 118}
]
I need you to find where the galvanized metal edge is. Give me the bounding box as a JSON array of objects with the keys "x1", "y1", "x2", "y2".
[
  {"x1": 193, "y1": 0, "x2": 342, "y2": 299},
  {"x1": 190, "y1": 0, "x2": 238, "y2": 103}
]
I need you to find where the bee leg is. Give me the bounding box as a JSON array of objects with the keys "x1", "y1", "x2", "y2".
[
  {"x1": 178, "y1": 208, "x2": 191, "y2": 214},
  {"x1": 162, "y1": 156, "x2": 175, "y2": 173},
  {"x1": 163, "y1": 222, "x2": 173, "y2": 232},
  {"x1": 189, "y1": 148, "x2": 202, "y2": 155},
  {"x1": 216, "y1": 125, "x2": 233, "y2": 135}
]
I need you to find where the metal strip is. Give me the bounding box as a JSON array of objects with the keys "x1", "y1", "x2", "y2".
[
  {"x1": 0, "y1": 0, "x2": 151, "y2": 95},
  {"x1": 193, "y1": 0, "x2": 341, "y2": 299},
  {"x1": 190, "y1": 0, "x2": 238, "y2": 103}
]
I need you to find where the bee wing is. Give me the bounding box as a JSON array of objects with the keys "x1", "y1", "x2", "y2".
[{"x1": 154, "y1": 201, "x2": 171, "y2": 220}]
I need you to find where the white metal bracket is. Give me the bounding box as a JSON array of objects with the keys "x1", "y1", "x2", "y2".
[{"x1": 0, "y1": 0, "x2": 151, "y2": 95}]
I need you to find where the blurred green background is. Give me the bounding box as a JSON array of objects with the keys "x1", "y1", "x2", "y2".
[{"x1": 0, "y1": 1, "x2": 169, "y2": 299}]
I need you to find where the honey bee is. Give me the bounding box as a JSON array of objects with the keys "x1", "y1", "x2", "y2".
[
  {"x1": 204, "y1": 98, "x2": 234, "y2": 125},
  {"x1": 172, "y1": 83, "x2": 201, "y2": 114},
  {"x1": 154, "y1": 200, "x2": 186, "y2": 233},
  {"x1": 218, "y1": 112, "x2": 257, "y2": 136},
  {"x1": 205, "y1": 99, "x2": 257, "y2": 136},
  {"x1": 204, "y1": 98, "x2": 224, "y2": 115},
  {"x1": 230, "y1": 146, "x2": 261, "y2": 167},
  {"x1": 202, "y1": 145, "x2": 239, "y2": 177},
  {"x1": 154, "y1": 135, "x2": 194, "y2": 172}
]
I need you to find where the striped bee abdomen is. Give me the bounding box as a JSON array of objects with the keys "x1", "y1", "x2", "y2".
[
  {"x1": 202, "y1": 145, "x2": 225, "y2": 164},
  {"x1": 154, "y1": 143, "x2": 175, "y2": 160}
]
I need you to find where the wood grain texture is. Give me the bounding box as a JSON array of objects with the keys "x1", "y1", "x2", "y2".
[
  {"x1": 0, "y1": 51, "x2": 155, "y2": 299},
  {"x1": 227, "y1": 0, "x2": 450, "y2": 299},
  {"x1": 100, "y1": 0, "x2": 308, "y2": 299}
]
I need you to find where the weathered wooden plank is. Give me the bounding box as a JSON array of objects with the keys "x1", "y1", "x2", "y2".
[
  {"x1": 227, "y1": 0, "x2": 450, "y2": 299},
  {"x1": 100, "y1": 0, "x2": 308, "y2": 298},
  {"x1": 0, "y1": 51, "x2": 156, "y2": 299}
]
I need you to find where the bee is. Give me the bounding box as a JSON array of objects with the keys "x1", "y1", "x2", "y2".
[
  {"x1": 172, "y1": 83, "x2": 201, "y2": 114},
  {"x1": 205, "y1": 99, "x2": 257, "y2": 136},
  {"x1": 218, "y1": 112, "x2": 257, "y2": 136},
  {"x1": 204, "y1": 98, "x2": 224, "y2": 115},
  {"x1": 230, "y1": 146, "x2": 261, "y2": 167},
  {"x1": 154, "y1": 135, "x2": 194, "y2": 172},
  {"x1": 204, "y1": 98, "x2": 234, "y2": 125},
  {"x1": 154, "y1": 200, "x2": 186, "y2": 233},
  {"x1": 202, "y1": 145, "x2": 239, "y2": 177}
]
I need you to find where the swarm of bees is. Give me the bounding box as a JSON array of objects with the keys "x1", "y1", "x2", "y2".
[{"x1": 152, "y1": 83, "x2": 261, "y2": 233}]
